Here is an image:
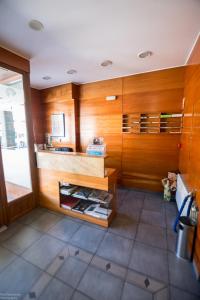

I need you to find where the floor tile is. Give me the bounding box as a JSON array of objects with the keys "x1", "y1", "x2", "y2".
[
  {"x1": 166, "y1": 208, "x2": 177, "y2": 230},
  {"x1": 154, "y1": 287, "x2": 169, "y2": 300},
  {"x1": 3, "y1": 225, "x2": 43, "y2": 254},
  {"x1": 22, "y1": 235, "x2": 65, "y2": 270},
  {"x1": 23, "y1": 272, "x2": 52, "y2": 300},
  {"x1": 129, "y1": 242, "x2": 168, "y2": 283},
  {"x1": 91, "y1": 255, "x2": 127, "y2": 279},
  {"x1": 168, "y1": 252, "x2": 200, "y2": 296},
  {"x1": 38, "y1": 278, "x2": 73, "y2": 300},
  {"x1": 121, "y1": 282, "x2": 152, "y2": 300},
  {"x1": 0, "y1": 222, "x2": 23, "y2": 243},
  {"x1": 143, "y1": 196, "x2": 165, "y2": 214},
  {"x1": 108, "y1": 214, "x2": 138, "y2": 239},
  {"x1": 165, "y1": 201, "x2": 178, "y2": 215},
  {"x1": 70, "y1": 225, "x2": 105, "y2": 253},
  {"x1": 72, "y1": 291, "x2": 92, "y2": 300},
  {"x1": 0, "y1": 257, "x2": 42, "y2": 296},
  {"x1": 17, "y1": 207, "x2": 46, "y2": 225},
  {"x1": 0, "y1": 246, "x2": 17, "y2": 272},
  {"x1": 48, "y1": 218, "x2": 80, "y2": 242},
  {"x1": 78, "y1": 265, "x2": 124, "y2": 300},
  {"x1": 167, "y1": 229, "x2": 177, "y2": 253},
  {"x1": 31, "y1": 212, "x2": 62, "y2": 232},
  {"x1": 97, "y1": 232, "x2": 133, "y2": 266},
  {"x1": 136, "y1": 223, "x2": 167, "y2": 249},
  {"x1": 170, "y1": 285, "x2": 200, "y2": 300},
  {"x1": 140, "y1": 209, "x2": 166, "y2": 228},
  {"x1": 56, "y1": 256, "x2": 88, "y2": 288},
  {"x1": 126, "y1": 269, "x2": 166, "y2": 293}
]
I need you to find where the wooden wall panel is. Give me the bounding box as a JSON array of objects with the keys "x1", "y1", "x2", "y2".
[
  {"x1": 179, "y1": 36, "x2": 200, "y2": 275},
  {"x1": 80, "y1": 79, "x2": 123, "y2": 171},
  {"x1": 122, "y1": 67, "x2": 185, "y2": 190},
  {"x1": 41, "y1": 83, "x2": 80, "y2": 151},
  {"x1": 0, "y1": 47, "x2": 29, "y2": 73},
  {"x1": 31, "y1": 88, "x2": 45, "y2": 144}
]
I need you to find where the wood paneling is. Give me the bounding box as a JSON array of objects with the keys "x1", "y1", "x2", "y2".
[
  {"x1": 80, "y1": 78, "x2": 123, "y2": 172},
  {"x1": 41, "y1": 83, "x2": 80, "y2": 151},
  {"x1": 0, "y1": 47, "x2": 29, "y2": 73},
  {"x1": 122, "y1": 67, "x2": 185, "y2": 190},
  {"x1": 31, "y1": 88, "x2": 45, "y2": 144},
  {"x1": 179, "y1": 36, "x2": 200, "y2": 276}
]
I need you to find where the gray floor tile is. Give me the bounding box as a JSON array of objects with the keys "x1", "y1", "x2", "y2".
[
  {"x1": 143, "y1": 196, "x2": 165, "y2": 214},
  {"x1": 122, "y1": 282, "x2": 152, "y2": 300},
  {"x1": 3, "y1": 226, "x2": 43, "y2": 254},
  {"x1": 38, "y1": 278, "x2": 73, "y2": 300},
  {"x1": 72, "y1": 291, "x2": 92, "y2": 300},
  {"x1": 166, "y1": 209, "x2": 177, "y2": 230},
  {"x1": 140, "y1": 209, "x2": 166, "y2": 228},
  {"x1": 129, "y1": 242, "x2": 168, "y2": 283},
  {"x1": 165, "y1": 201, "x2": 178, "y2": 215},
  {"x1": 17, "y1": 208, "x2": 46, "y2": 225},
  {"x1": 136, "y1": 223, "x2": 167, "y2": 249},
  {"x1": 48, "y1": 218, "x2": 80, "y2": 242},
  {"x1": 22, "y1": 235, "x2": 65, "y2": 270},
  {"x1": 91, "y1": 255, "x2": 127, "y2": 279},
  {"x1": 168, "y1": 252, "x2": 200, "y2": 296},
  {"x1": 154, "y1": 287, "x2": 169, "y2": 300},
  {"x1": 0, "y1": 222, "x2": 23, "y2": 243},
  {"x1": 56, "y1": 256, "x2": 88, "y2": 288},
  {"x1": 97, "y1": 232, "x2": 133, "y2": 266},
  {"x1": 70, "y1": 225, "x2": 105, "y2": 253},
  {"x1": 126, "y1": 269, "x2": 166, "y2": 294},
  {"x1": 108, "y1": 214, "x2": 138, "y2": 239},
  {"x1": 126, "y1": 189, "x2": 146, "y2": 201},
  {"x1": 170, "y1": 285, "x2": 200, "y2": 300},
  {"x1": 0, "y1": 257, "x2": 42, "y2": 296},
  {"x1": 31, "y1": 212, "x2": 62, "y2": 232},
  {"x1": 0, "y1": 246, "x2": 17, "y2": 272},
  {"x1": 167, "y1": 229, "x2": 177, "y2": 253},
  {"x1": 78, "y1": 265, "x2": 124, "y2": 300}
]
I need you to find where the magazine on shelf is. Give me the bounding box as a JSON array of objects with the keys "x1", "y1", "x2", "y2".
[
  {"x1": 60, "y1": 184, "x2": 78, "y2": 196},
  {"x1": 85, "y1": 204, "x2": 112, "y2": 219},
  {"x1": 72, "y1": 187, "x2": 92, "y2": 200},
  {"x1": 88, "y1": 189, "x2": 113, "y2": 204},
  {"x1": 72, "y1": 199, "x2": 94, "y2": 214}
]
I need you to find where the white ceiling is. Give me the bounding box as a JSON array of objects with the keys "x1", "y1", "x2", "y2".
[{"x1": 0, "y1": 0, "x2": 200, "y2": 90}]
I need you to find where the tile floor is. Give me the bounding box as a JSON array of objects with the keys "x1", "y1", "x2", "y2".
[{"x1": 0, "y1": 188, "x2": 200, "y2": 300}]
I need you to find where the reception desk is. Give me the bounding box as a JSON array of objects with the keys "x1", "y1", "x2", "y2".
[{"x1": 36, "y1": 150, "x2": 117, "y2": 227}]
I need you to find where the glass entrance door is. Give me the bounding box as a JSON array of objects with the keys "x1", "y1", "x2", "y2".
[{"x1": 0, "y1": 67, "x2": 32, "y2": 203}]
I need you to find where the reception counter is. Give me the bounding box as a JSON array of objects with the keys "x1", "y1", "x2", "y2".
[{"x1": 36, "y1": 150, "x2": 117, "y2": 227}]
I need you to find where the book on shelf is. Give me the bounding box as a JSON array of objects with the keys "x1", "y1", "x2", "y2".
[
  {"x1": 85, "y1": 204, "x2": 112, "y2": 219},
  {"x1": 72, "y1": 187, "x2": 92, "y2": 200},
  {"x1": 60, "y1": 183, "x2": 78, "y2": 196},
  {"x1": 60, "y1": 198, "x2": 80, "y2": 210},
  {"x1": 72, "y1": 199, "x2": 94, "y2": 214}
]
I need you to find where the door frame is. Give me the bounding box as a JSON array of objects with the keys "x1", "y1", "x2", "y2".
[{"x1": 0, "y1": 62, "x2": 38, "y2": 223}]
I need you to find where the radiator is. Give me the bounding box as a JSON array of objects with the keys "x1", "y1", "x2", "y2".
[{"x1": 176, "y1": 174, "x2": 190, "y2": 216}]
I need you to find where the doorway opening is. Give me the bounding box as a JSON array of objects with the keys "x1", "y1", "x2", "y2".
[{"x1": 0, "y1": 67, "x2": 32, "y2": 202}]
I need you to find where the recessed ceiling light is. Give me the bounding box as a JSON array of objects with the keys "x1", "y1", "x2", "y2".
[
  {"x1": 29, "y1": 19, "x2": 44, "y2": 31},
  {"x1": 67, "y1": 69, "x2": 77, "y2": 75},
  {"x1": 42, "y1": 76, "x2": 51, "y2": 80},
  {"x1": 138, "y1": 51, "x2": 153, "y2": 58},
  {"x1": 101, "y1": 60, "x2": 113, "y2": 67}
]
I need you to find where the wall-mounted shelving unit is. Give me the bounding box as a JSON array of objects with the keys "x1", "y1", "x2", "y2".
[{"x1": 122, "y1": 113, "x2": 183, "y2": 134}]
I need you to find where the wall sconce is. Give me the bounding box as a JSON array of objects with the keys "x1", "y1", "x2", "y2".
[{"x1": 105, "y1": 95, "x2": 117, "y2": 101}]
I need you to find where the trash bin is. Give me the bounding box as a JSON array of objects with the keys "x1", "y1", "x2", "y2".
[{"x1": 176, "y1": 216, "x2": 196, "y2": 260}]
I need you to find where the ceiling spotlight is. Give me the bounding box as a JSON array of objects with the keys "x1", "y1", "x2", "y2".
[
  {"x1": 138, "y1": 51, "x2": 153, "y2": 58},
  {"x1": 29, "y1": 19, "x2": 44, "y2": 31},
  {"x1": 42, "y1": 76, "x2": 51, "y2": 80},
  {"x1": 67, "y1": 69, "x2": 77, "y2": 75},
  {"x1": 101, "y1": 60, "x2": 113, "y2": 67}
]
